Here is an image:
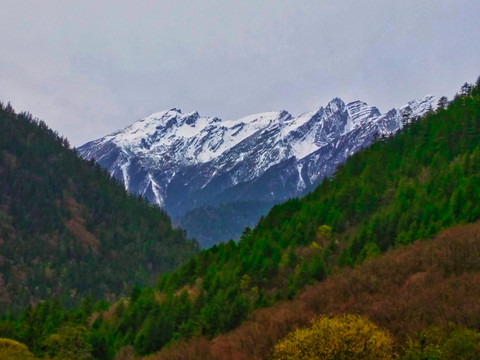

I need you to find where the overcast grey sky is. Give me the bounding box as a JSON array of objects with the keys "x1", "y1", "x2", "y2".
[{"x1": 1, "y1": 0, "x2": 479, "y2": 146}]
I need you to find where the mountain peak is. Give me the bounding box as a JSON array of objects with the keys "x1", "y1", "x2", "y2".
[
  {"x1": 183, "y1": 111, "x2": 200, "y2": 126},
  {"x1": 329, "y1": 96, "x2": 345, "y2": 104},
  {"x1": 327, "y1": 97, "x2": 345, "y2": 107},
  {"x1": 326, "y1": 97, "x2": 346, "y2": 111},
  {"x1": 78, "y1": 94, "x2": 438, "y2": 221},
  {"x1": 347, "y1": 100, "x2": 381, "y2": 128},
  {"x1": 278, "y1": 110, "x2": 293, "y2": 123},
  {"x1": 399, "y1": 95, "x2": 437, "y2": 119},
  {"x1": 142, "y1": 108, "x2": 180, "y2": 125}
]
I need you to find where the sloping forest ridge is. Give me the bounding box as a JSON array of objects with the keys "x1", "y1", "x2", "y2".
[{"x1": 0, "y1": 103, "x2": 197, "y2": 314}]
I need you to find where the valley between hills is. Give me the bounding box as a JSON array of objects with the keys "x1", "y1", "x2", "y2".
[{"x1": 0, "y1": 78, "x2": 480, "y2": 359}]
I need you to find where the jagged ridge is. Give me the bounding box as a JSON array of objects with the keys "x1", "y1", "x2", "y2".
[{"x1": 78, "y1": 96, "x2": 436, "y2": 245}]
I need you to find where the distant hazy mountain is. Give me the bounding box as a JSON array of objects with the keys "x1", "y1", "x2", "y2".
[{"x1": 79, "y1": 95, "x2": 436, "y2": 246}]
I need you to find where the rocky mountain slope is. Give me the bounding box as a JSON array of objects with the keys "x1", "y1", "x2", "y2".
[{"x1": 79, "y1": 96, "x2": 436, "y2": 246}]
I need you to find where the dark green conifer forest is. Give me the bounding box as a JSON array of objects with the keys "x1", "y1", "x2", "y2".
[
  {"x1": 1, "y1": 77, "x2": 480, "y2": 359},
  {"x1": 0, "y1": 103, "x2": 198, "y2": 314}
]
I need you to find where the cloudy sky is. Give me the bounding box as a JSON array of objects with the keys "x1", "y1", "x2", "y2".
[{"x1": 1, "y1": 0, "x2": 479, "y2": 146}]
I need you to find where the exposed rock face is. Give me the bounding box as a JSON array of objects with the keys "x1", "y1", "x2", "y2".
[{"x1": 79, "y1": 95, "x2": 436, "y2": 245}]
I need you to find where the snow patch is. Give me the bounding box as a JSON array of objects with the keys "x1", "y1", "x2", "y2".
[
  {"x1": 296, "y1": 163, "x2": 305, "y2": 191},
  {"x1": 120, "y1": 160, "x2": 131, "y2": 190},
  {"x1": 148, "y1": 173, "x2": 164, "y2": 207}
]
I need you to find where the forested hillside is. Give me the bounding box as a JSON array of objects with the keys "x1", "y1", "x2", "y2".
[
  {"x1": 117, "y1": 78, "x2": 480, "y2": 356},
  {"x1": 1, "y1": 77, "x2": 479, "y2": 360},
  {"x1": 154, "y1": 222, "x2": 480, "y2": 359},
  {"x1": 0, "y1": 103, "x2": 198, "y2": 313}
]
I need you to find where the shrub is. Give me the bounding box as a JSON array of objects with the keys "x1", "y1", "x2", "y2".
[
  {"x1": 0, "y1": 338, "x2": 37, "y2": 360},
  {"x1": 43, "y1": 324, "x2": 92, "y2": 360},
  {"x1": 271, "y1": 314, "x2": 393, "y2": 360},
  {"x1": 402, "y1": 324, "x2": 480, "y2": 360}
]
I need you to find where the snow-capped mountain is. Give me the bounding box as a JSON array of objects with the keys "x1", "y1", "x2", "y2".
[{"x1": 78, "y1": 95, "x2": 436, "y2": 223}]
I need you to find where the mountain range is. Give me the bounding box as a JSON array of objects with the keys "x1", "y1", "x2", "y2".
[
  {"x1": 79, "y1": 96, "x2": 436, "y2": 246},
  {"x1": 2, "y1": 79, "x2": 479, "y2": 360}
]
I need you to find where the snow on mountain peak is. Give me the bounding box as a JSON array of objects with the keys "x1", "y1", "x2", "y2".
[
  {"x1": 325, "y1": 97, "x2": 346, "y2": 113},
  {"x1": 78, "y1": 94, "x2": 438, "y2": 214},
  {"x1": 401, "y1": 95, "x2": 437, "y2": 118},
  {"x1": 97, "y1": 95, "x2": 437, "y2": 164},
  {"x1": 346, "y1": 101, "x2": 381, "y2": 128}
]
